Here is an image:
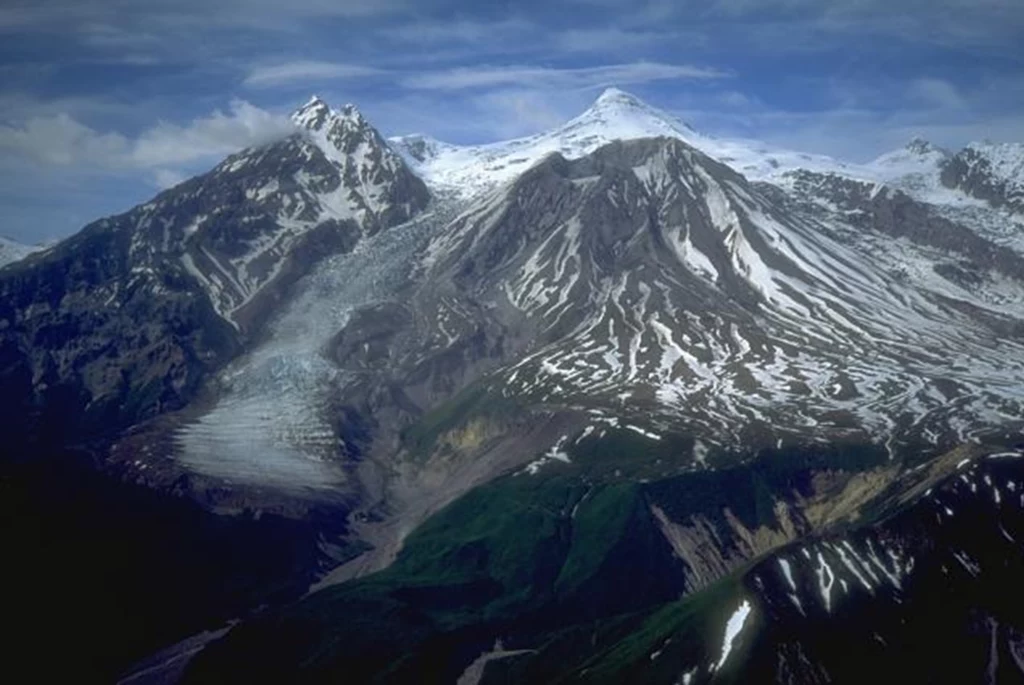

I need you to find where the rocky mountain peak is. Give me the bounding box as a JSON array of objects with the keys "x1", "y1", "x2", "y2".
[
  {"x1": 292, "y1": 95, "x2": 331, "y2": 129},
  {"x1": 338, "y1": 102, "x2": 364, "y2": 121},
  {"x1": 905, "y1": 136, "x2": 943, "y2": 156},
  {"x1": 293, "y1": 96, "x2": 373, "y2": 139},
  {"x1": 592, "y1": 86, "x2": 646, "y2": 109},
  {"x1": 0, "y1": 91, "x2": 431, "y2": 453},
  {"x1": 577, "y1": 87, "x2": 695, "y2": 133},
  {"x1": 291, "y1": 95, "x2": 393, "y2": 165}
]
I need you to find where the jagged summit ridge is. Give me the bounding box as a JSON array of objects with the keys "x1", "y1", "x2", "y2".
[
  {"x1": 292, "y1": 95, "x2": 366, "y2": 128},
  {"x1": 904, "y1": 136, "x2": 945, "y2": 156},
  {"x1": 292, "y1": 95, "x2": 330, "y2": 129}
]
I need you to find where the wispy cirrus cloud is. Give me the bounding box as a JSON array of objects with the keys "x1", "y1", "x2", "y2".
[
  {"x1": 0, "y1": 0, "x2": 413, "y2": 33},
  {"x1": 244, "y1": 61, "x2": 384, "y2": 88},
  {"x1": 695, "y1": 0, "x2": 1024, "y2": 51},
  {"x1": 381, "y1": 18, "x2": 536, "y2": 46},
  {"x1": 401, "y1": 61, "x2": 730, "y2": 92},
  {"x1": 1, "y1": 0, "x2": 1022, "y2": 245},
  {"x1": 553, "y1": 27, "x2": 697, "y2": 54}
]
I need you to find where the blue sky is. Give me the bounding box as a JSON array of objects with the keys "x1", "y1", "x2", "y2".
[{"x1": 1, "y1": 0, "x2": 1023, "y2": 243}]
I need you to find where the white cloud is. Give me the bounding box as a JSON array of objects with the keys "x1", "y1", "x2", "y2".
[
  {"x1": 244, "y1": 61, "x2": 385, "y2": 88},
  {"x1": 0, "y1": 113, "x2": 129, "y2": 166},
  {"x1": 554, "y1": 27, "x2": 696, "y2": 53},
  {"x1": 715, "y1": 90, "x2": 754, "y2": 108},
  {"x1": 0, "y1": 92, "x2": 128, "y2": 125},
  {"x1": 382, "y1": 18, "x2": 535, "y2": 46},
  {"x1": 907, "y1": 78, "x2": 966, "y2": 110},
  {"x1": 152, "y1": 168, "x2": 187, "y2": 189},
  {"x1": 0, "y1": 100, "x2": 295, "y2": 170},
  {"x1": 468, "y1": 90, "x2": 568, "y2": 138},
  {"x1": 132, "y1": 100, "x2": 295, "y2": 166},
  {"x1": 0, "y1": 0, "x2": 411, "y2": 33},
  {"x1": 78, "y1": 22, "x2": 161, "y2": 49},
  {"x1": 402, "y1": 61, "x2": 730, "y2": 91}
]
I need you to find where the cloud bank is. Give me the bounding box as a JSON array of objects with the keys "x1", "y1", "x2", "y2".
[{"x1": 0, "y1": 100, "x2": 295, "y2": 180}]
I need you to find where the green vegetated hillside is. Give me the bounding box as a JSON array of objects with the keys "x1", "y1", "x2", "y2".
[{"x1": 182, "y1": 428, "x2": 904, "y2": 684}]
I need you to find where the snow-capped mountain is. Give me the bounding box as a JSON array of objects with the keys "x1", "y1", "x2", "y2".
[
  {"x1": 871, "y1": 136, "x2": 949, "y2": 171},
  {"x1": 787, "y1": 137, "x2": 1024, "y2": 255},
  {"x1": 390, "y1": 88, "x2": 1024, "y2": 236},
  {"x1": 83, "y1": 90, "x2": 1024, "y2": 506},
  {"x1": 164, "y1": 95, "x2": 427, "y2": 325},
  {"x1": 863, "y1": 137, "x2": 1024, "y2": 218},
  {"x1": 385, "y1": 137, "x2": 1024, "y2": 459},
  {"x1": 8, "y1": 87, "x2": 1024, "y2": 685},
  {"x1": 0, "y1": 97, "x2": 427, "y2": 452},
  {"x1": 390, "y1": 87, "x2": 856, "y2": 199},
  {"x1": 6, "y1": 87, "x2": 1022, "y2": 500}
]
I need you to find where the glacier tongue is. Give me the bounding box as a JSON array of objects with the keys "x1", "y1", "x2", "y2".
[{"x1": 175, "y1": 207, "x2": 444, "y2": 492}]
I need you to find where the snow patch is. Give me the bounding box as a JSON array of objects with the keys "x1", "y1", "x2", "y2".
[{"x1": 713, "y1": 599, "x2": 753, "y2": 672}]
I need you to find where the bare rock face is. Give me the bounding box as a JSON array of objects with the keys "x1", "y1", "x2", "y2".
[
  {"x1": 782, "y1": 168, "x2": 1024, "y2": 278},
  {"x1": 941, "y1": 142, "x2": 1024, "y2": 215}
]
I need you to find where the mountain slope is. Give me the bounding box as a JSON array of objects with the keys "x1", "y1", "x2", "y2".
[
  {"x1": 0, "y1": 97, "x2": 428, "y2": 448},
  {"x1": 147, "y1": 132, "x2": 1024, "y2": 574},
  {"x1": 179, "y1": 441, "x2": 1024, "y2": 685},
  {"x1": 6, "y1": 88, "x2": 1024, "y2": 685},
  {"x1": 0, "y1": 96, "x2": 430, "y2": 684},
  {"x1": 565, "y1": 449, "x2": 1024, "y2": 685},
  {"x1": 941, "y1": 141, "x2": 1024, "y2": 216},
  {"x1": 346, "y1": 136, "x2": 1024, "y2": 459}
]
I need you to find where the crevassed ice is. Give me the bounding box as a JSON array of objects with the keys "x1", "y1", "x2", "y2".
[{"x1": 176, "y1": 209, "x2": 443, "y2": 491}]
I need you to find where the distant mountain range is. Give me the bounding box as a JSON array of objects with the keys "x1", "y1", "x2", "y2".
[{"x1": 2, "y1": 88, "x2": 1023, "y2": 684}]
